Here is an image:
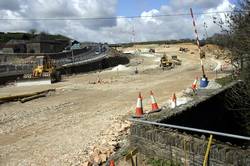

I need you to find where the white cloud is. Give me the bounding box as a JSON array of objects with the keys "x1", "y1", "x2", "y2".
[
  {"x1": 170, "y1": 0, "x2": 225, "y2": 11},
  {"x1": 197, "y1": 0, "x2": 235, "y2": 37},
  {"x1": 0, "y1": 0, "x2": 234, "y2": 43},
  {"x1": 0, "y1": 0, "x2": 21, "y2": 11},
  {"x1": 141, "y1": 9, "x2": 162, "y2": 25}
]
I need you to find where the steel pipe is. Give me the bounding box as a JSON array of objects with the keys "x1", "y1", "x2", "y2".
[{"x1": 129, "y1": 118, "x2": 250, "y2": 141}]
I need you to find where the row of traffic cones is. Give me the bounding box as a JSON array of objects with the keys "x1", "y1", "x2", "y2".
[
  {"x1": 133, "y1": 76, "x2": 199, "y2": 117},
  {"x1": 110, "y1": 77, "x2": 201, "y2": 165},
  {"x1": 134, "y1": 91, "x2": 177, "y2": 117},
  {"x1": 135, "y1": 91, "x2": 160, "y2": 117}
]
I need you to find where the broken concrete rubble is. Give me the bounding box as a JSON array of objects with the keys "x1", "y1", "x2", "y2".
[{"x1": 83, "y1": 120, "x2": 132, "y2": 165}]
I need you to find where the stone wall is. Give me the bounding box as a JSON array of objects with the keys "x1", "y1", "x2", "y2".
[
  {"x1": 26, "y1": 43, "x2": 40, "y2": 53},
  {"x1": 60, "y1": 55, "x2": 130, "y2": 74},
  {"x1": 0, "y1": 48, "x2": 90, "y2": 64},
  {"x1": 130, "y1": 124, "x2": 250, "y2": 166},
  {"x1": 0, "y1": 55, "x2": 129, "y2": 85},
  {"x1": 130, "y1": 81, "x2": 250, "y2": 165}
]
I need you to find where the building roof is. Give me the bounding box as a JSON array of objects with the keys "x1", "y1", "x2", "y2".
[
  {"x1": 5, "y1": 39, "x2": 27, "y2": 45},
  {"x1": 4, "y1": 40, "x2": 27, "y2": 48}
]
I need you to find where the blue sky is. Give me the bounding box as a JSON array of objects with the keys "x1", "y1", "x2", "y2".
[
  {"x1": 0, "y1": 0, "x2": 237, "y2": 42},
  {"x1": 117, "y1": 0, "x2": 238, "y2": 16},
  {"x1": 117, "y1": 0, "x2": 168, "y2": 16}
]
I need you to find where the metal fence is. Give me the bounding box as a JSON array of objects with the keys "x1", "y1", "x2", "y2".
[{"x1": 0, "y1": 45, "x2": 109, "y2": 77}]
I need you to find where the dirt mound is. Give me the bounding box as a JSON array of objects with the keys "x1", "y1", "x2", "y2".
[
  {"x1": 201, "y1": 44, "x2": 230, "y2": 59},
  {"x1": 111, "y1": 65, "x2": 129, "y2": 71},
  {"x1": 107, "y1": 48, "x2": 124, "y2": 57}
]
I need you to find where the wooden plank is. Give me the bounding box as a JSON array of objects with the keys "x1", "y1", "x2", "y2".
[
  {"x1": 20, "y1": 93, "x2": 47, "y2": 103},
  {"x1": 0, "y1": 89, "x2": 55, "y2": 103}
]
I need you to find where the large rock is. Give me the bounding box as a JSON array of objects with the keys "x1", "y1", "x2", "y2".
[
  {"x1": 93, "y1": 155, "x2": 101, "y2": 165},
  {"x1": 82, "y1": 161, "x2": 92, "y2": 166},
  {"x1": 99, "y1": 154, "x2": 107, "y2": 163}
]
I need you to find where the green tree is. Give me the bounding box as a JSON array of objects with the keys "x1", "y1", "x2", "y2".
[
  {"x1": 29, "y1": 28, "x2": 37, "y2": 37},
  {"x1": 212, "y1": 0, "x2": 250, "y2": 136},
  {"x1": 212, "y1": 0, "x2": 250, "y2": 82}
]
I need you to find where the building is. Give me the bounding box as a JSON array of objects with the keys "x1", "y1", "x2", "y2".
[
  {"x1": 2, "y1": 40, "x2": 27, "y2": 53},
  {"x1": 26, "y1": 40, "x2": 68, "y2": 53},
  {"x1": 26, "y1": 34, "x2": 69, "y2": 53},
  {"x1": 1, "y1": 33, "x2": 70, "y2": 54},
  {"x1": 0, "y1": 43, "x2": 4, "y2": 53}
]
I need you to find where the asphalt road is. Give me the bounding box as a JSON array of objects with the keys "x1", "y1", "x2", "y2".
[{"x1": 0, "y1": 45, "x2": 108, "y2": 79}]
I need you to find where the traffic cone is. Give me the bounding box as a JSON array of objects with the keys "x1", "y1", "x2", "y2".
[
  {"x1": 109, "y1": 160, "x2": 115, "y2": 166},
  {"x1": 134, "y1": 92, "x2": 143, "y2": 117},
  {"x1": 150, "y1": 91, "x2": 159, "y2": 112},
  {"x1": 172, "y1": 93, "x2": 177, "y2": 108},
  {"x1": 191, "y1": 76, "x2": 198, "y2": 90}
]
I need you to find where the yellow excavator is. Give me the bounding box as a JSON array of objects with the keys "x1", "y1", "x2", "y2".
[
  {"x1": 160, "y1": 54, "x2": 174, "y2": 70},
  {"x1": 16, "y1": 56, "x2": 61, "y2": 86}
]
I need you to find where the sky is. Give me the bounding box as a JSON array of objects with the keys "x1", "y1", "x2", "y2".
[
  {"x1": 117, "y1": 0, "x2": 168, "y2": 16},
  {"x1": 0, "y1": 0, "x2": 236, "y2": 43}
]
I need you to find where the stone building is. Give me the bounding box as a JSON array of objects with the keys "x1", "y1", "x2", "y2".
[
  {"x1": 2, "y1": 40, "x2": 27, "y2": 53},
  {"x1": 26, "y1": 34, "x2": 69, "y2": 53},
  {"x1": 1, "y1": 33, "x2": 70, "y2": 56}
]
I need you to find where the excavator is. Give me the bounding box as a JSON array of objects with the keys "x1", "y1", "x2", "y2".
[
  {"x1": 16, "y1": 56, "x2": 61, "y2": 86},
  {"x1": 160, "y1": 54, "x2": 174, "y2": 70}
]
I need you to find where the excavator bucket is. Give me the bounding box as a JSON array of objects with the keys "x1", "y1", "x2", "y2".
[{"x1": 15, "y1": 77, "x2": 52, "y2": 87}]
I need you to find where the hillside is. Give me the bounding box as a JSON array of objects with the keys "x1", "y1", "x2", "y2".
[{"x1": 0, "y1": 32, "x2": 70, "y2": 44}]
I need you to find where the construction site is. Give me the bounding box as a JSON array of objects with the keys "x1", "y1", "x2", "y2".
[
  {"x1": 1, "y1": 1, "x2": 250, "y2": 166},
  {"x1": 1, "y1": 41, "x2": 249, "y2": 165}
]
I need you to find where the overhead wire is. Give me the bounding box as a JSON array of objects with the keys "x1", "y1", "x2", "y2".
[{"x1": 0, "y1": 10, "x2": 249, "y2": 21}]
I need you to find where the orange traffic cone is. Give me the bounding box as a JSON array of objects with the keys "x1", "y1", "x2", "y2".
[
  {"x1": 172, "y1": 93, "x2": 177, "y2": 108},
  {"x1": 109, "y1": 160, "x2": 115, "y2": 166},
  {"x1": 134, "y1": 92, "x2": 143, "y2": 117},
  {"x1": 191, "y1": 76, "x2": 198, "y2": 90},
  {"x1": 150, "y1": 91, "x2": 159, "y2": 112}
]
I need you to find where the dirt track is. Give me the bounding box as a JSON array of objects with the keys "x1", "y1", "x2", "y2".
[{"x1": 0, "y1": 43, "x2": 227, "y2": 165}]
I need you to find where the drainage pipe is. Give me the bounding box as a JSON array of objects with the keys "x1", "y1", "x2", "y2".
[{"x1": 129, "y1": 118, "x2": 250, "y2": 141}]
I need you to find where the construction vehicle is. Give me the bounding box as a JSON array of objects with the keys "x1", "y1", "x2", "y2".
[
  {"x1": 179, "y1": 47, "x2": 189, "y2": 53},
  {"x1": 171, "y1": 55, "x2": 182, "y2": 65},
  {"x1": 149, "y1": 48, "x2": 155, "y2": 53},
  {"x1": 16, "y1": 56, "x2": 61, "y2": 86},
  {"x1": 160, "y1": 54, "x2": 174, "y2": 70}
]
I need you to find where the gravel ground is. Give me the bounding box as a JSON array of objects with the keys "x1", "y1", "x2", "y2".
[{"x1": 0, "y1": 43, "x2": 227, "y2": 165}]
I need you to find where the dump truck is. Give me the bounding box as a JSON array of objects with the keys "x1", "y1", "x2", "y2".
[
  {"x1": 171, "y1": 55, "x2": 182, "y2": 65},
  {"x1": 160, "y1": 54, "x2": 174, "y2": 70},
  {"x1": 16, "y1": 56, "x2": 61, "y2": 86},
  {"x1": 179, "y1": 47, "x2": 189, "y2": 52},
  {"x1": 149, "y1": 48, "x2": 155, "y2": 53}
]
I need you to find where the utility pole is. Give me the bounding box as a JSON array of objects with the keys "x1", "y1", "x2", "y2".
[
  {"x1": 132, "y1": 24, "x2": 135, "y2": 43},
  {"x1": 204, "y1": 22, "x2": 208, "y2": 39},
  {"x1": 190, "y1": 8, "x2": 206, "y2": 77}
]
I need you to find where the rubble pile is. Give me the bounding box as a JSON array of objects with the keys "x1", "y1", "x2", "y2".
[{"x1": 82, "y1": 119, "x2": 132, "y2": 165}]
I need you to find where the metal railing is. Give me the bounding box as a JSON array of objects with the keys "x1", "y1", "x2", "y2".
[
  {"x1": 129, "y1": 118, "x2": 250, "y2": 141},
  {"x1": 0, "y1": 45, "x2": 109, "y2": 76}
]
